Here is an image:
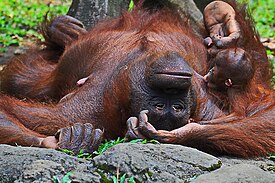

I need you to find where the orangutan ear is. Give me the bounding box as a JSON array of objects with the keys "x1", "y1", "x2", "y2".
[{"x1": 225, "y1": 79, "x2": 233, "y2": 87}]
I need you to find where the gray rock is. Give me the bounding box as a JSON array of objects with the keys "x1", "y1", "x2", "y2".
[
  {"x1": 14, "y1": 47, "x2": 28, "y2": 55},
  {"x1": 219, "y1": 156, "x2": 275, "y2": 168},
  {"x1": 0, "y1": 144, "x2": 274, "y2": 183},
  {"x1": 20, "y1": 160, "x2": 65, "y2": 183},
  {"x1": 194, "y1": 164, "x2": 275, "y2": 183},
  {"x1": 263, "y1": 42, "x2": 275, "y2": 51},
  {"x1": 0, "y1": 145, "x2": 99, "y2": 183},
  {"x1": 261, "y1": 37, "x2": 275, "y2": 51},
  {"x1": 93, "y1": 143, "x2": 221, "y2": 182},
  {"x1": 0, "y1": 46, "x2": 18, "y2": 65}
]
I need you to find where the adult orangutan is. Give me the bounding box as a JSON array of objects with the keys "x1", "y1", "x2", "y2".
[{"x1": 0, "y1": 0, "x2": 274, "y2": 158}]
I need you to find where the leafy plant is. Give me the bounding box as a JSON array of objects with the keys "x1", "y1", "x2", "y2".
[
  {"x1": 128, "y1": 0, "x2": 135, "y2": 12},
  {"x1": 60, "y1": 138, "x2": 126, "y2": 158},
  {"x1": 93, "y1": 137, "x2": 160, "y2": 156},
  {"x1": 60, "y1": 137, "x2": 160, "y2": 159},
  {"x1": 0, "y1": 0, "x2": 69, "y2": 48},
  {"x1": 263, "y1": 154, "x2": 275, "y2": 172},
  {"x1": 93, "y1": 137, "x2": 126, "y2": 156},
  {"x1": 129, "y1": 138, "x2": 160, "y2": 144},
  {"x1": 60, "y1": 148, "x2": 94, "y2": 160},
  {"x1": 242, "y1": 0, "x2": 275, "y2": 38},
  {"x1": 269, "y1": 153, "x2": 275, "y2": 160},
  {"x1": 242, "y1": 0, "x2": 275, "y2": 86},
  {"x1": 112, "y1": 173, "x2": 134, "y2": 183},
  {"x1": 60, "y1": 149, "x2": 74, "y2": 156}
]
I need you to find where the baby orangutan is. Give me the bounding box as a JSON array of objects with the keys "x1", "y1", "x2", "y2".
[
  {"x1": 202, "y1": 48, "x2": 254, "y2": 124},
  {"x1": 204, "y1": 48, "x2": 253, "y2": 90}
]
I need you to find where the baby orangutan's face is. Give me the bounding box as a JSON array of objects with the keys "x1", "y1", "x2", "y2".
[{"x1": 203, "y1": 66, "x2": 232, "y2": 90}]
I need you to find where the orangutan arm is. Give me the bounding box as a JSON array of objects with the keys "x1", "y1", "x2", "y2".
[
  {"x1": 0, "y1": 113, "x2": 46, "y2": 147},
  {"x1": 126, "y1": 110, "x2": 275, "y2": 158}
]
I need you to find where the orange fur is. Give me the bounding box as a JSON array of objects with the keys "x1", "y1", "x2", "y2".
[{"x1": 0, "y1": 0, "x2": 274, "y2": 157}]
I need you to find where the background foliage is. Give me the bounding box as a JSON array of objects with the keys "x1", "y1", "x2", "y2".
[
  {"x1": 0, "y1": 0, "x2": 70, "y2": 49},
  {"x1": 0, "y1": 0, "x2": 274, "y2": 46},
  {"x1": 244, "y1": 0, "x2": 274, "y2": 38}
]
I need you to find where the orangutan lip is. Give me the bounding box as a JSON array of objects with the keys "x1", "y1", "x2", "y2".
[{"x1": 156, "y1": 72, "x2": 192, "y2": 78}]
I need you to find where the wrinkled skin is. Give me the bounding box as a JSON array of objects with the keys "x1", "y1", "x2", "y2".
[
  {"x1": 44, "y1": 15, "x2": 87, "y2": 49},
  {"x1": 0, "y1": 1, "x2": 274, "y2": 157}
]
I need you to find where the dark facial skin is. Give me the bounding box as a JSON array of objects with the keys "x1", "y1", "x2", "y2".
[
  {"x1": 130, "y1": 52, "x2": 196, "y2": 131},
  {"x1": 203, "y1": 66, "x2": 224, "y2": 89},
  {"x1": 204, "y1": 48, "x2": 253, "y2": 90}
]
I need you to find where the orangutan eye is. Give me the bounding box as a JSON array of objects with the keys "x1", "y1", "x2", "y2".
[
  {"x1": 172, "y1": 104, "x2": 183, "y2": 112},
  {"x1": 155, "y1": 103, "x2": 165, "y2": 110}
]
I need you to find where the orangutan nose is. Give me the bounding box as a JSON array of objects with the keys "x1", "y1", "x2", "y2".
[{"x1": 145, "y1": 52, "x2": 193, "y2": 93}]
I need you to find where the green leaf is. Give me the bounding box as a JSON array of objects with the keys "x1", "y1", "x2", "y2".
[
  {"x1": 130, "y1": 139, "x2": 144, "y2": 143},
  {"x1": 112, "y1": 176, "x2": 118, "y2": 183},
  {"x1": 148, "y1": 139, "x2": 160, "y2": 144},
  {"x1": 0, "y1": 47, "x2": 7, "y2": 53},
  {"x1": 60, "y1": 149, "x2": 75, "y2": 156},
  {"x1": 119, "y1": 174, "x2": 126, "y2": 183},
  {"x1": 130, "y1": 138, "x2": 160, "y2": 144},
  {"x1": 53, "y1": 176, "x2": 60, "y2": 183},
  {"x1": 128, "y1": 176, "x2": 135, "y2": 183},
  {"x1": 61, "y1": 172, "x2": 73, "y2": 183},
  {"x1": 128, "y1": 0, "x2": 135, "y2": 12},
  {"x1": 0, "y1": 0, "x2": 69, "y2": 46}
]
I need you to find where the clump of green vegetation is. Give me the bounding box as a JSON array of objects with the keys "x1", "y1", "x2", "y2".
[
  {"x1": 244, "y1": 0, "x2": 275, "y2": 38},
  {"x1": 112, "y1": 173, "x2": 134, "y2": 183},
  {"x1": 94, "y1": 138, "x2": 159, "y2": 156},
  {"x1": 262, "y1": 154, "x2": 275, "y2": 172},
  {"x1": 0, "y1": 0, "x2": 69, "y2": 48},
  {"x1": 53, "y1": 172, "x2": 74, "y2": 183},
  {"x1": 60, "y1": 137, "x2": 159, "y2": 159},
  {"x1": 243, "y1": 0, "x2": 275, "y2": 86},
  {"x1": 128, "y1": 0, "x2": 135, "y2": 11},
  {"x1": 59, "y1": 138, "x2": 145, "y2": 183},
  {"x1": 94, "y1": 137, "x2": 126, "y2": 156},
  {"x1": 269, "y1": 153, "x2": 275, "y2": 160}
]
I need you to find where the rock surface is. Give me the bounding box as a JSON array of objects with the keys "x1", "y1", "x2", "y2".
[
  {"x1": 194, "y1": 164, "x2": 275, "y2": 183},
  {"x1": 93, "y1": 143, "x2": 221, "y2": 182},
  {"x1": 0, "y1": 143, "x2": 274, "y2": 183},
  {"x1": 262, "y1": 38, "x2": 275, "y2": 52}
]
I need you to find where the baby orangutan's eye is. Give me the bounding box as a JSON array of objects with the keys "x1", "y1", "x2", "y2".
[
  {"x1": 155, "y1": 103, "x2": 165, "y2": 110},
  {"x1": 209, "y1": 67, "x2": 214, "y2": 75},
  {"x1": 172, "y1": 104, "x2": 183, "y2": 112}
]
